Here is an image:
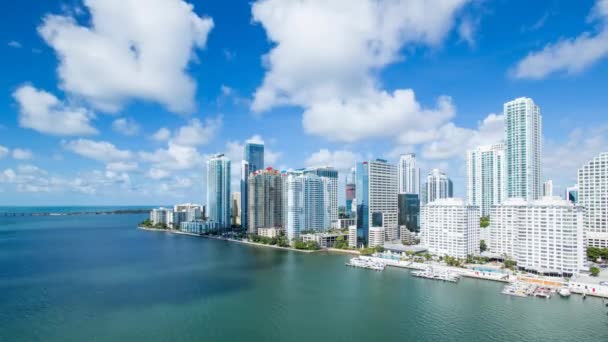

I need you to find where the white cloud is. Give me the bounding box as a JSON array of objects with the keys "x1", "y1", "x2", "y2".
[
  {"x1": 112, "y1": 117, "x2": 140, "y2": 136},
  {"x1": 246, "y1": 134, "x2": 265, "y2": 144},
  {"x1": 173, "y1": 117, "x2": 221, "y2": 146},
  {"x1": 139, "y1": 141, "x2": 203, "y2": 171},
  {"x1": 0, "y1": 145, "x2": 8, "y2": 159},
  {"x1": 305, "y1": 149, "x2": 362, "y2": 171},
  {"x1": 251, "y1": 0, "x2": 469, "y2": 143},
  {"x1": 422, "y1": 113, "x2": 504, "y2": 160},
  {"x1": 458, "y1": 17, "x2": 477, "y2": 47},
  {"x1": 513, "y1": 0, "x2": 608, "y2": 79},
  {"x1": 147, "y1": 168, "x2": 171, "y2": 180},
  {"x1": 13, "y1": 85, "x2": 97, "y2": 136},
  {"x1": 8, "y1": 40, "x2": 22, "y2": 48},
  {"x1": 63, "y1": 139, "x2": 132, "y2": 163},
  {"x1": 12, "y1": 148, "x2": 33, "y2": 160},
  {"x1": 38, "y1": 0, "x2": 214, "y2": 113},
  {"x1": 151, "y1": 127, "x2": 171, "y2": 142},
  {"x1": 106, "y1": 161, "x2": 138, "y2": 172}
]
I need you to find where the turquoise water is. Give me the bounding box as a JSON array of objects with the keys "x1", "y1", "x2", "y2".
[{"x1": 1, "y1": 212, "x2": 607, "y2": 341}]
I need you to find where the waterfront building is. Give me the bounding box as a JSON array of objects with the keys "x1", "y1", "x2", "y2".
[
  {"x1": 565, "y1": 184, "x2": 579, "y2": 204},
  {"x1": 420, "y1": 198, "x2": 480, "y2": 259},
  {"x1": 466, "y1": 143, "x2": 506, "y2": 216},
  {"x1": 150, "y1": 207, "x2": 172, "y2": 226},
  {"x1": 207, "y1": 154, "x2": 231, "y2": 229},
  {"x1": 179, "y1": 220, "x2": 221, "y2": 235},
  {"x1": 258, "y1": 227, "x2": 281, "y2": 239},
  {"x1": 422, "y1": 169, "x2": 453, "y2": 205},
  {"x1": 241, "y1": 142, "x2": 264, "y2": 230},
  {"x1": 398, "y1": 193, "x2": 420, "y2": 235},
  {"x1": 286, "y1": 173, "x2": 326, "y2": 242},
  {"x1": 398, "y1": 153, "x2": 420, "y2": 195},
  {"x1": 504, "y1": 97, "x2": 542, "y2": 201},
  {"x1": 368, "y1": 226, "x2": 385, "y2": 248},
  {"x1": 490, "y1": 197, "x2": 587, "y2": 276},
  {"x1": 173, "y1": 203, "x2": 203, "y2": 222},
  {"x1": 305, "y1": 166, "x2": 339, "y2": 225},
  {"x1": 301, "y1": 232, "x2": 348, "y2": 248},
  {"x1": 356, "y1": 159, "x2": 398, "y2": 245},
  {"x1": 578, "y1": 152, "x2": 608, "y2": 248},
  {"x1": 247, "y1": 168, "x2": 284, "y2": 234},
  {"x1": 231, "y1": 192, "x2": 241, "y2": 226},
  {"x1": 543, "y1": 180, "x2": 554, "y2": 197},
  {"x1": 348, "y1": 225, "x2": 357, "y2": 248}
]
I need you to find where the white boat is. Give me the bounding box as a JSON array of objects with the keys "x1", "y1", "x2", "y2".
[
  {"x1": 558, "y1": 288, "x2": 571, "y2": 297},
  {"x1": 346, "y1": 257, "x2": 385, "y2": 271},
  {"x1": 412, "y1": 268, "x2": 460, "y2": 283}
]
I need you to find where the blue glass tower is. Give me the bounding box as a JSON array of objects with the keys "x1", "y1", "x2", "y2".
[{"x1": 356, "y1": 162, "x2": 369, "y2": 244}]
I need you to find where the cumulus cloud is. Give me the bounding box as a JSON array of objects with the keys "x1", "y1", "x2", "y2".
[
  {"x1": 139, "y1": 141, "x2": 203, "y2": 171},
  {"x1": 63, "y1": 139, "x2": 132, "y2": 163},
  {"x1": 305, "y1": 149, "x2": 362, "y2": 171},
  {"x1": 38, "y1": 0, "x2": 214, "y2": 113},
  {"x1": 173, "y1": 117, "x2": 222, "y2": 146},
  {"x1": 12, "y1": 148, "x2": 33, "y2": 160},
  {"x1": 251, "y1": 0, "x2": 469, "y2": 143},
  {"x1": 513, "y1": 0, "x2": 608, "y2": 79},
  {"x1": 151, "y1": 127, "x2": 171, "y2": 142},
  {"x1": 422, "y1": 113, "x2": 504, "y2": 160},
  {"x1": 13, "y1": 85, "x2": 97, "y2": 136},
  {"x1": 106, "y1": 161, "x2": 138, "y2": 172},
  {"x1": 147, "y1": 168, "x2": 171, "y2": 180},
  {"x1": 8, "y1": 40, "x2": 22, "y2": 48},
  {"x1": 112, "y1": 117, "x2": 140, "y2": 136}
]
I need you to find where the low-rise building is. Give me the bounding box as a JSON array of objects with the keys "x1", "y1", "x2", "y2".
[
  {"x1": 333, "y1": 218, "x2": 356, "y2": 230},
  {"x1": 180, "y1": 220, "x2": 221, "y2": 234},
  {"x1": 368, "y1": 227, "x2": 385, "y2": 248},
  {"x1": 301, "y1": 232, "x2": 348, "y2": 248},
  {"x1": 258, "y1": 227, "x2": 281, "y2": 239},
  {"x1": 150, "y1": 207, "x2": 172, "y2": 226}
]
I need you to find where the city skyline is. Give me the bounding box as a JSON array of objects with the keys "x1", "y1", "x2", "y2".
[{"x1": 1, "y1": 0, "x2": 608, "y2": 205}]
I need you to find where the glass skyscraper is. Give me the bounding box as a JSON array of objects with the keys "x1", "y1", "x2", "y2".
[
  {"x1": 504, "y1": 97, "x2": 542, "y2": 201},
  {"x1": 466, "y1": 143, "x2": 506, "y2": 217},
  {"x1": 207, "y1": 154, "x2": 231, "y2": 229},
  {"x1": 398, "y1": 193, "x2": 420, "y2": 233},
  {"x1": 305, "y1": 166, "x2": 338, "y2": 224},
  {"x1": 241, "y1": 143, "x2": 264, "y2": 229}
]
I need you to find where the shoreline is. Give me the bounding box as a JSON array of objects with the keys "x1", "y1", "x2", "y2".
[{"x1": 138, "y1": 226, "x2": 608, "y2": 299}]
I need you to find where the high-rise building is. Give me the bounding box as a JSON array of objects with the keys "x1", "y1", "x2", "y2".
[
  {"x1": 420, "y1": 198, "x2": 480, "y2": 259},
  {"x1": 489, "y1": 197, "x2": 587, "y2": 276},
  {"x1": 398, "y1": 193, "x2": 420, "y2": 234},
  {"x1": 231, "y1": 192, "x2": 241, "y2": 226},
  {"x1": 422, "y1": 169, "x2": 453, "y2": 205},
  {"x1": 345, "y1": 167, "x2": 356, "y2": 217},
  {"x1": 305, "y1": 167, "x2": 338, "y2": 225},
  {"x1": 565, "y1": 184, "x2": 579, "y2": 204},
  {"x1": 286, "y1": 173, "x2": 326, "y2": 242},
  {"x1": 207, "y1": 154, "x2": 231, "y2": 229},
  {"x1": 578, "y1": 152, "x2": 608, "y2": 248},
  {"x1": 398, "y1": 153, "x2": 420, "y2": 195},
  {"x1": 466, "y1": 143, "x2": 506, "y2": 216},
  {"x1": 504, "y1": 97, "x2": 542, "y2": 201},
  {"x1": 241, "y1": 143, "x2": 264, "y2": 230},
  {"x1": 356, "y1": 159, "x2": 398, "y2": 245},
  {"x1": 240, "y1": 161, "x2": 250, "y2": 230},
  {"x1": 543, "y1": 180, "x2": 553, "y2": 197},
  {"x1": 247, "y1": 168, "x2": 284, "y2": 234}
]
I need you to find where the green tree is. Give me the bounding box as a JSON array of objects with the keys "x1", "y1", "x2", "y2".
[
  {"x1": 423, "y1": 253, "x2": 432, "y2": 261},
  {"x1": 480, "y1": 216, "x2": 490, "y2": 228},
  {"x1": 480, "y1": 240, "x2": 487, "y2": 253},
  {"x1": 503, "y1": 259, "x2": 517, "y2": 270},
  {"x1": 590, "y1": 266, "x2": 600, "y2": 277}
]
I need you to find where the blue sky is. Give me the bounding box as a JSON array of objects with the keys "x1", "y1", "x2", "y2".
[{"x1": 1, "y1": 0, "x2": 607, "y2": 205}]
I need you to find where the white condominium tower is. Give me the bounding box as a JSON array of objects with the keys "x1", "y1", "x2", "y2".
[
  {"x1": 286, "y1": 173, "x2": 326, "y2": 242},
  {"x1": 207, "y1": 154, "x2": 231, "y2": 229},
  {"x1": 398, "y1": 153, "x2": 420, "y2": 195},
  {"x1": 504, "y1": 97, "x2": 542, "y2": 201},
  {"x1": 489, "y1": 197, "x2": 586, "y2": 276},
  {"x1": 543, "y1": 180, "x2": 554, "y2": 197},
  {"x1": 422, "y1": 169, "x2": 453, "y2": 205},
  {"x1": 305, "y1": 167, "x2": 339, "y2": 225},
  {"x1": 578, "y1": 152, "x2": 608, "y2": 248},
  {"x1": 466, "y1": 143, "x2": 506, "y2": 217},
  {"x1": 420, "y1": 198, "x2": 480, "y2": 259}
]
